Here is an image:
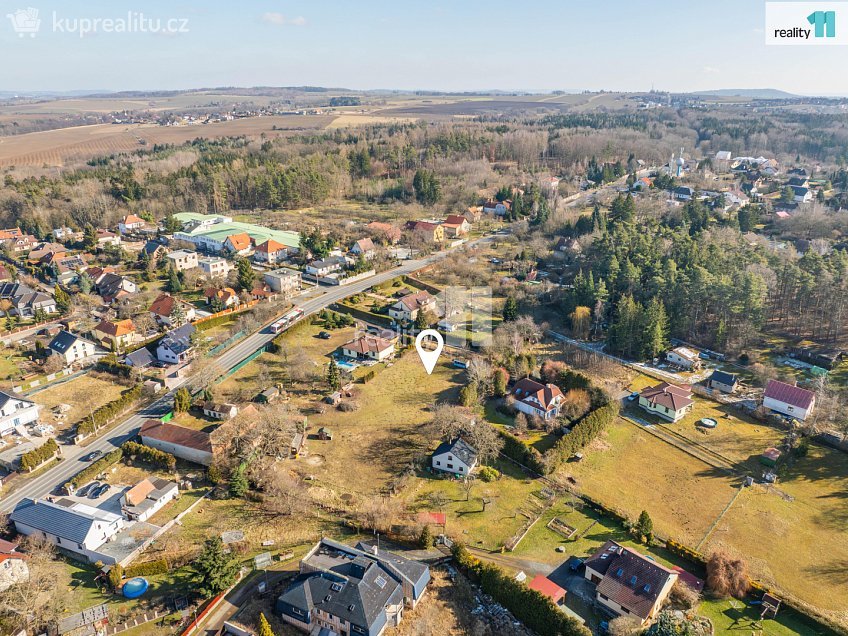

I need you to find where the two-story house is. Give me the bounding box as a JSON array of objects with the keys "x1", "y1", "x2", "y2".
[
  {"x1": 0, "y1": 391, "x2": 41, "y2": 436},
  {"x1": 388, "y1": 291, "x2": 436, "y2": 322},
  {"x1": 511, "y1": 378, "x2": 564, "y2": 420}
]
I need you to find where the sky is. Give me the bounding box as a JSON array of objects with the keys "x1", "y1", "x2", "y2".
[{"x1": 0, "y1": 0, "x2": 845, "y2": 95}]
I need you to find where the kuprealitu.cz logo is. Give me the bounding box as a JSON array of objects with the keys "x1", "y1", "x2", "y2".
[
  {"x1": 766, "y1": 2, "x2": 847, "y2": 45},
  {"x1": 6, "y1": 7, "x2": 190, "y2": 39}
]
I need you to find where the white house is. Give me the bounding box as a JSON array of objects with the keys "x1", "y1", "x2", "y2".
[
  {"x1": 305, "y1": 256, "x2": 346, "y2": 277},
  {"x1": 198, "y1": 256, "x2": 232, "y2": 279},
  {"x1": 118, "y1": 214, "x2": 147, "y2": 235},
  {"x1": 0, "y1": 540, "x2": 29, "y2": 592},
  {"x1": 254, "y1": 239, "x2": 289, "y2": 265},
  {"x1": 264, "y1": 268, "x2": 301, "y2": 295},
  {"x1": 47, "y1": 331, "x2": 98, "y2": 365},
  {"x1": 388, "y1": 291, "x2": 436, "y2": 322},
  {"x1": 156, "y1": 323, "x2": 196, "y2": 365},
  {"x1": 511, "y1": 378, "x2": 564, "y2": 420},
  {"x1": 583, "y1": 541, "x2": 678, "y2": 626},
  {"x1": 763, "y1": 379, "x2": 815, "y2": 421},
  {"x1": 350, "y1": 238, "x2": 376, "y2": 260},
  {"x1": 341, "y1": 335, "x2": 395, "y2": 362},
  {"x1": 165, "y1": 250, "x2": 199, "y2": 272},
  {"x1": 202, "y1": 401, "x2": 238, "y2": 420},
  {"x1": 791, "y1": 186, "x2": 813, "y2": 203},
  {"x1": 10, "y1": 498, "x2": 124, "y2": 564},
  {"x1": 431, "y1": 438, "x2": 478, "y2": 476},
  {"x1": 482, "y1": 200, "x2": 510, "y2": 216},
  {"x1": 666, "y1": 346, "x2": 701, "y2": 370},
  {"x1": 95, "y1": 229, "x2": 121, "y2": 247},
  {"x1": 224, "y1": 233, "x2": 252, "y2": 255},
  {"x1": 0, "y1": 391, "x2": 41, "y2": 436},
  {"x1": 149, "y1": 293, "x2": 196, "y2": 327},
  {"x1": 120, "y1": 478, "x2": 179, "y2": 522},
  {"x1": 638, "y1": 382, "x2": 693, "y2": 422}
]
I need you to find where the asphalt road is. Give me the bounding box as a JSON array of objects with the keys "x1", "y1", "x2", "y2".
[{"x1": 0, "y1": 242, "x2": 490, "y2": 514}]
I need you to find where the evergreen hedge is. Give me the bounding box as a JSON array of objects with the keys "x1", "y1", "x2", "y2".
[
  {"x1": 124, "y1": 559, "x2": 169, "y2": 577},
  {"x1": 77, "y1": 385, "x2": 143, "y2": 436},
  {"x1": 550, "y1": 401, "x2": 618, "y2": 468},
  {"x1": 121, "y1": 441, "x2": 176, "y2": 470},
  {"x1": 19, "y1": 438, "x2": 59, "y2": 472},
  {"x1": 451, "y1": 543, "x2": 590, "y2": 636}
]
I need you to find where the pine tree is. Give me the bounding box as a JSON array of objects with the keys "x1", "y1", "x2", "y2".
[
  {"x1": 641, "y1": 298, "x2": 669, "y2": 359},
  {"x1": 229, "y1": 464, "x2": 249, "y2": 498},
  {"x1": 459, "y1": 382, "x2": 478, "y2": 407},
  {"x1": 327, "y1": 358, "x2": 341, "y2": 391},
  {"x1": 634, "y1": 510, "x2": 654, "y2": 543},
  {"x1": 502, "y1": 296, "x2": 518, "y2": 321},
  {"x1": 82, "y1": 224, "x2": 97, "y2": 251},
  {"x1": 193, "y1": 536, "x2": 240, "y2": 597},
  {"x1": 167, "y1": 267, "x2": 182, "y2": 293},
  {"x1": 237, "y1": 258, "x2": 256, "y2": 292}
]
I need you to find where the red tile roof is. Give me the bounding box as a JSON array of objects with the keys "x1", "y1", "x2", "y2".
[
  {"x1": 587, "y1": 541, "x2": 677, "y2": 620},
  {"x1": 764, "y1": 379, "x2": 815, "y2": 410},
  {"x1": 528, "y1": 575, "x2": 566, "y2": 603},
  {"x1": 95, "y1": 318, "x2": 135, "y2": 337},
  {"x1": 443, "y1": 214, "x2": 469, "y2": 227},
  {"x1": 640, "y1": 382, "x2": 693, "y2": 412},
  {"x1": 255, "y1": 239, "x2": 287, "y2": 254},
  {"x1": 121, "y1": 214, "x2": 145, "y2": 226},
  {"x1": 396, "y1": 290, "x2": 434, "y2": 312},
  {"x1": 149, "y1": 293, "x2": 177, "y2": 317},
  {"x1": 225, "y1": 233, "x2": 251, "y2": 251},
  {"x1": 512, "y1": 378, "x2": 564, "y2": 411},
  {"x1": 343, "y1": 335, "x2": 394, "y2": 355}
]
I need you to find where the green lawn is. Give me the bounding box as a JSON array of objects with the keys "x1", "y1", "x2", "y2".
[
  {"x1": 0, "y1": 352, "x2": 28, "y2": 381},
  {"x1": 403, "y1": 459, "x2": 543, "y2": 551}
]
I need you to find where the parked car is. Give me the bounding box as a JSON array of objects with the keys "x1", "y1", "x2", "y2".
[
  {"x1": 626, "y1": 391, "x2": 639, "y2": 402},
  {"x1": 86, "y1": 450, "x2": 103, "y2": 462},
  {"x1": 76, "y1": 481, "x2": 96, "y2": 497},
  {"x1": 317, "y1": 331, "x2": 332, "y2": 339},
  {"x1": 87, "y1": 482, "x2": 103, "y2": 498},
  {"x1": 91, "y1": 484, "x2": 110, "y2": 499}
]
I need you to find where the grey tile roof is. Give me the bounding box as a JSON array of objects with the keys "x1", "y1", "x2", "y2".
[
  {"x1": 49, "y1": 330, "x2": 84, "y2": 354},
  {"x1": 160, "y1": 323, "x2": 196, "y2": 355},
  {"x1": 11, "y1": 498, "x2": 96, "y2": 544},
  {"x1": 124, "y1": 347, "x2": 154, "y2": 367},
  {"x1": 432, "y1": 438, "x2": 478, "y2": 467}
]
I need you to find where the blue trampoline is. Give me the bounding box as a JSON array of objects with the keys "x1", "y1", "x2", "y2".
[{"x1": 122, "y1": 577, "x2": 149, "y2": 598}]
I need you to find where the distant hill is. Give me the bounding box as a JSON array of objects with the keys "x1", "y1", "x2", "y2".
[{"x1": 690, "y1": 88, "x2": 798, "y2": 99}]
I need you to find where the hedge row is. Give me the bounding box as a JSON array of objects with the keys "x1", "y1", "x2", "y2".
[
  {"x1": 77, "y1": 385, "x2": 143, "y2": 436},
  {"x1": 452, "y1": 543, "x2": 590, "y2": 636},
  {"x1": 19, "y1": 438, "x2": 59, "y2": 472},
  {"x1": 65, "y1": 448, "x2": 123, "y2": 491},
  {"x1": 550, "y1": 401, "x2": 619, "y2": 469},
  {"x1": 96, "y1": 355, "x2": 133, "y2": 378},
  {"x1": 498, "y1": 429, "x2": 546, "y2": 474},
  {"x1": 194, "y1": 313, "x2": 237, "y2": 332},
  {"x1": 332, "y1": 302, "x2": 395, "y2": 327},
  {"x1": 121, "y1": 441, "x2": 176, "y2": 470},
  {"x1": 124, "y1": 558, "x2": 169, "y2": 578}
]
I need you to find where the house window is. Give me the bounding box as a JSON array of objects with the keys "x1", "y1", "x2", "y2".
[
  {"x1": 599, "y1": 593, "x2": 608, "y2": 600},
  {"x1": 447, "y1": 464, "x2": 454, "y2": 470},
  {"x1": 458, "y1": 466, "x2": 464, "y2": 472},
  {"x1": 435, "y1": 461, "x2": 441, "y2": 466}
]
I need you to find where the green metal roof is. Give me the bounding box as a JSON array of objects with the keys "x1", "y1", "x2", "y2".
[{"x1": 174, "y1": 213, "x2": 300, "y2": 249}]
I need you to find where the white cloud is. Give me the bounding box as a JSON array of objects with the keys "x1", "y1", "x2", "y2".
[
  {"x1": 702, "y1": 66, "x2": 720, "y2": 75},
  {"x1": 261, "y1": 12, "x2": 306, "y2": 27}
]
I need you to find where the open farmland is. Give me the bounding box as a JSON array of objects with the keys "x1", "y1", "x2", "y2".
[{"x1": 0, "y1": 115, "x2": 333, "y2": 168}]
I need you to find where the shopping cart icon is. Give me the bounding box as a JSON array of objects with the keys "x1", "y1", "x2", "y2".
[{"x1": 7, "y1": 8, "x2": 41, "y2": 38}]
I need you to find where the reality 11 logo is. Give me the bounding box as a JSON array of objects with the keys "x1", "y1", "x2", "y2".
[{"x1": 808, "y1": 10, "x2": 836, "y2": 37}]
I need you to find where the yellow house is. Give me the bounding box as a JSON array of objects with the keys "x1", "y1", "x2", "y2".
[{"x1": 92, "y1": 318, "x2": 136, "y2": 351}]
